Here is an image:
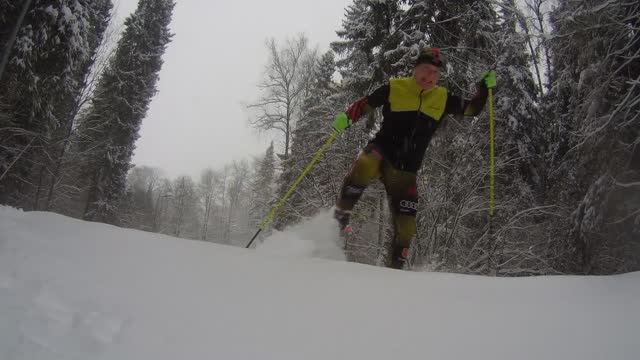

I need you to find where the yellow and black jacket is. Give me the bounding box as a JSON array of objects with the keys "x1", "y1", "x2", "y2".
[{"x1": 361, "y1": 76, "x2": 488, "y2": 173}]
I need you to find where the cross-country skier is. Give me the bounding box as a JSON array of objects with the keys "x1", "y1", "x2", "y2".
[{"x1": 331, "y1": 47, "x2": 497, "y2": 269}]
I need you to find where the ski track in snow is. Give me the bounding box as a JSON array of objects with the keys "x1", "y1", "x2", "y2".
[
  {"x1": 0, "y1": 208, "x2": 130, "y2": 360},
  {"x1": 1, "y1": 278, "x2": 129, "y2": 360}
]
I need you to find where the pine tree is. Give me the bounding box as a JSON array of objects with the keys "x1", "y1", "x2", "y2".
[
  {"x1": 39, "y1": 0, "x2": 113, "y2": 212},
  {"x1": 494, "y1": 0, "x2": 542, "y2": 191},
  {"x1": 250, "y1": 142, "x2": 276, "y2": 228},
  {"x1": 466, "y1": 0, "x2": 550, "y2": 275},
  {"x1": 331, "y1": 0, "x2": 403, "y2": 91},
  {"x1": 0, "y1": 0, "x2": 112, "y2": 209},
  {"x1": 122, "y1": 165, "x2": 162, "y2": 231},
  {"x1": 545, "y1": 0, "x2": 640, "y2": 273},
  {"x1": 76, "y1": 0, "x2": 175, "y2": 224}
]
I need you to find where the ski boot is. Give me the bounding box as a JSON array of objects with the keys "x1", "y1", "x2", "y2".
[
  {"x1": 334, "y1": 208, "x2": 351, "y2": 231},
  {"x1": 334, "y1": 208, "x2": 353, "y2": 250},
  {"x1": 390, "y1": 246, "x2": 409, "y2": 270}
]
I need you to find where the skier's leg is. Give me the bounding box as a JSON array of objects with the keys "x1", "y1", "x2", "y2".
[
  {"x1": 335, "y1": 144, "x2": 383, "y2": 228},
  {"x1": 381, "y1": 164, "x2": 418, "y2": 269}
]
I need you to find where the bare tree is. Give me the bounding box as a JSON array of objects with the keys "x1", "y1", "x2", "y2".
[
  {"x1": 152, "y1": 178, "x2": 173, "y2": 233},
  {"x1": 518, "y1": 0, "x2": 553, "y2": 94},
  {"x1": 171, "y1": 176, "x2": 196, "y2": 237},
  {"x1": 247, "y1": 34, "x2": 316, "y2": 159},
  {"x1": 199, "y1": 168, "x2": 220, "y2": 241},
  {"x1": 224, "y1": 160, "x2": 249, "y2": 244}
]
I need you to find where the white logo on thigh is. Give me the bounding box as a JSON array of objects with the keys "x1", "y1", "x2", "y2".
[
  {"x1": 345, "y1": 185, "x2": 363, "y2": 195},
  {"x1": 399, "y1": 200, "x2": 418, "y2": 211}
]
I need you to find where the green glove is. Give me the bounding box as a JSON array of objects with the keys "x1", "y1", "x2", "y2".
[
  {"x1": 332, "y1": 112, "x2": 352, "y2": 133},
  {"x1": 482, "y1": 70, "x2": 497, "y2": 89}
]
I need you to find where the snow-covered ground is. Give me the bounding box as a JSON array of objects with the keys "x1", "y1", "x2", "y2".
[{"x1": 1, "y1": 206, "x2": 639, "y2": 360}]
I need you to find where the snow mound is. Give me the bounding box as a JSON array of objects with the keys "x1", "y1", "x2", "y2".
[{"x1": 256, "y1": 210, "x2": 345, "y2": 261}]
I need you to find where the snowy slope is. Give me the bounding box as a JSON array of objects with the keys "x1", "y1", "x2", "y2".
[{"x1": 1, "y1": 206, "x2": 639, "y2": 360}]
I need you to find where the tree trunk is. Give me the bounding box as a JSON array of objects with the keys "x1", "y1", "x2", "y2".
[
  {"x1": 201, "y1": 195, "x2": 212, "y2": 240},
  {"x1": 83, "y1": 170, "x2": 101, "y2": 220},
  {"x1": 32, "y1": 165, "x2": 46, "y2": 211}
]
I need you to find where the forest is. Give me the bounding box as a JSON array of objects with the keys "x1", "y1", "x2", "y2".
[{"x1": 1, "y1": 0, "x2": 638, "y2": 275}]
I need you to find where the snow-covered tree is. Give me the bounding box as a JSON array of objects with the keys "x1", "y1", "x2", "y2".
[
  {"x1": 121, "y1": 165, "x2": 162, "y2": 230},
  {"x1": 545, "y1": 0, "x2": 640, "y2": 274},
  {"x1": 224, "y1": 160, "x2": 250, "y2": 244},
  {"x1": 459, "y1": 0, "x2": 550, "y2": 275},
  {"x1": 249, "y1": 142, "x2": 276, "y2": 228},
  {"x1": 170, "y1": 175, "x2": 197, "y2": 238},
  {"x1": 152, "y1": 177, "x2": 173, "y2": 233},
  {"x1": 75, "y1": 0, "x2": 174, "y2": 224},
  {"x1": 199, "y1": 168, "x2": 222, "y2": 241},
  {"x1": 332, "y1": 0, "x2": 403, "y2": 90},
  {"x1": 0, "y1": 0, "x2": 112, "y2": 210}
]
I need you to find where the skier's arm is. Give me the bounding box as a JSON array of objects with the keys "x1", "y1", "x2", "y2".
[
  {"x1": 346, "y1": 84, "x2": 389, "y2": 123},
  {"x1": 444, "y1": 83, "x2": 488, "y2": 117},
  {"x1": 332, "y1": 84, "x2": 389, "y2": 133},
  {"x1": 444, "y1": 71, "x2": 496, "y2": 116}
]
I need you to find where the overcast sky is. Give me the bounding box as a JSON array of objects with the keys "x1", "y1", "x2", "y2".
[{"x1": 113, "y1": 0, "x2": 351, "y2": 179}]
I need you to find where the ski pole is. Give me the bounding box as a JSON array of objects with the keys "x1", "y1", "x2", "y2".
[
  {"x1": 245, "y1": 130, "x2": 340, "y2": 248},
  {"x1": 488, "y1": 87, "x2": 495, "y2": 217}
]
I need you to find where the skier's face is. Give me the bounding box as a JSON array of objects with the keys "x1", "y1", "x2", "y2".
[{"x1": 414, "y1": 63, "x2": 440, "y2": 91}]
